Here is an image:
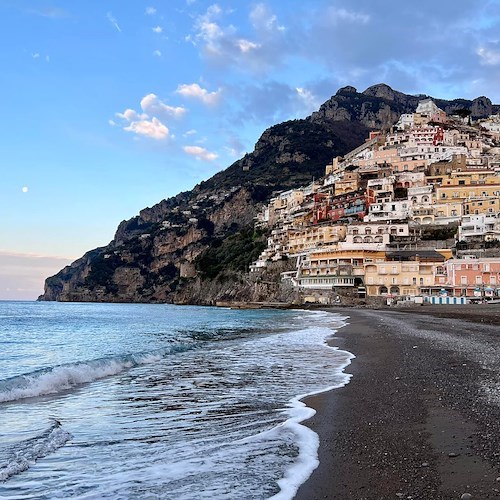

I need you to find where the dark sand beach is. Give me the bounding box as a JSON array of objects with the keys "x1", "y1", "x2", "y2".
[{"x1": 295, "y1": 304, "x2": 500, "y2": 500}]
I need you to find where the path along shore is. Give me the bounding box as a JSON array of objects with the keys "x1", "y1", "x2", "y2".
[{"x1": 295, "y1": 304, "x2": 500, "y2": 500}]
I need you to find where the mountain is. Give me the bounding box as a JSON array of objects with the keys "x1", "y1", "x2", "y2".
[{"x1": 38, "y1": 84, "x2": 499, "y2": 304}]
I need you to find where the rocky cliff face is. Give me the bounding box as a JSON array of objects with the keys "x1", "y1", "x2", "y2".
[{"x1": 39, "y1": 84, "x2": 499, "y2": 304}]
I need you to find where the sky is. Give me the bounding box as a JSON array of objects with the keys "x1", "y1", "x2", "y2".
[{"x1": 1, "y1": 0, "x2": 500, "y2": 300}]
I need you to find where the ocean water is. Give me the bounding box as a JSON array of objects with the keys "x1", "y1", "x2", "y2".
[{"x1": 0, "y1": 302, "x2": 353, "y2": 499}]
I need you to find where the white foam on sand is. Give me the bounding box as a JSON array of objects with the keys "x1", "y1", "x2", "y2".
[{"x1": 262, "y1": 311, "x2": 355, "y2": 499}]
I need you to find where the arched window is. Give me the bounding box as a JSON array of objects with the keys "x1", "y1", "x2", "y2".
[
  {"x1": 380, "y1": 286, "x2": 388, "y2": 295},
  {"x1": 364, "y1": 236, "x2": 373, "y2": 243},
  {"x1": 390, "y1": 286, "x2": 400, "y2": 295},
  {"x1": 374, "y1": 235, "x2": 383, "y2": 243}
]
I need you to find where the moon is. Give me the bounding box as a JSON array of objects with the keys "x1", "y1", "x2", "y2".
[{"x1": 22, "y1": 186, "x2": 29, "y2": 193}]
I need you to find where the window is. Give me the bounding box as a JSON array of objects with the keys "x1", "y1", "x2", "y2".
[
  {"x1": 475, "y1": 276, "x2": 482, "y2": 284},
  {"x1": 461, "y1": 276, "x2": 467, "y2": 285}
]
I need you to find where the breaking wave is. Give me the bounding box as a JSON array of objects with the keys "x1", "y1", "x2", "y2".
[
  {"x1": 0, "y1": 345, "x2": 190, "y2": 403},
  {"x1": 0, "y1": 420, "x2": 72, "y2": 482}
]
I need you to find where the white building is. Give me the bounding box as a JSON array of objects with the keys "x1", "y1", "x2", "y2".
[
  {"x1": 364, "y1": 200, "x2": 411, "y2": 222},
  {"x1": 458, "y1": 214, "x2": 500, "y2": 242}
]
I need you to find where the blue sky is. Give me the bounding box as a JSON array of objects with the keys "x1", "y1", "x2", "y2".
[{"x1": 1, "y1": 0, "x2": 500, "y2": 300}]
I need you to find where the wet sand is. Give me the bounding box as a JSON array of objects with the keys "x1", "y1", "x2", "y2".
[{"x1": 295, "y1": 305, "x2": 500, "y2": 499}]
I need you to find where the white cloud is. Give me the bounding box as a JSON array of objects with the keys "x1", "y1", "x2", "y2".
[
  {"x1": 176, "y1": 83, "x2": 221, "y2": 105},
  {"x1": 326, "y1": 7, "x2": 370, "y2": 24},
  {"x1": 184, "y1": 129, "x2": 197, "y2": 136},
  {"x1": 183, "y1": 145, "x2": 218, "y2": 161},
  {"x1": 296, "y1": 87, "x2": 320, "y2": 112},
  {"x1": 238, "y1": 39, "x2": 260, "y2": 53},
  {"x1": 107, "y1": 12, "x2": 122, "y2": 32},
  {"x1": 145, "y1": 6, "x2": 157, "y2": 15},
  {"x1": 32, "y1": 53, "x2": 40, "y2": 59},
  {"x1": 124, "y1": 117, "x2": 169, "y2": 140},
  {"x1": 152, "y1": 26, "x2": 163, "y2": 34},
  {"x1": 114, "y1": 94, "x2": 185, "y2": 141},
  {"x1": 140, "y1": 93, "x2": 187, "y2": 118},
  {"x1": 153, "y1": 49, "x2": 162, "y2": 57},
  {"x1": 477, "y1": 46, "x2": 500, "y2": 66},
  {"x1": 249, "y1": 4, "x2": 285, "y2": 32},
  {"x1": 116, "y1": 108, "x2": 145, "y2": 122}
]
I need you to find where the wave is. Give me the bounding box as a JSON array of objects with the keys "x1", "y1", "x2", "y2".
[
  {"x1": 0, "y1": 419, "x2": 72, "y2": 482},
  {"x1": 0, "y1": 346, "x2": 190, "y2": 404}
]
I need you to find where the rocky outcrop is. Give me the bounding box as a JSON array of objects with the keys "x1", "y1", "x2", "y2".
[{"x1": 39, "y1": 84, "x2": 499, "y2": 304}]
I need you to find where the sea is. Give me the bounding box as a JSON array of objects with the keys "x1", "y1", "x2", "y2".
[{"x1": 0, "y1": 301, "x2": 353, "y2": 499}]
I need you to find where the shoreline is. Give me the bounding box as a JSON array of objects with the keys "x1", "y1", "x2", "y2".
[{"x1": 294, "y1": 305, "x2": 500, "y2": 499}]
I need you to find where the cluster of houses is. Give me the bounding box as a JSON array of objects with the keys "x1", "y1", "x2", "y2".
[{"x1": 250, "y1": 100, "x2": 500, "y2": 305}]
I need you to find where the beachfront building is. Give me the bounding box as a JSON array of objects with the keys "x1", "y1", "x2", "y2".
[
  {"x1": 364, "y1": 250, "x2": 449, "y2": 297},
  {"x1": 438, "y1": 257, "x2": 500, "y2": 299},
  {"x1": 296, "y1": 248, "x2": 386, "y2": 289}
]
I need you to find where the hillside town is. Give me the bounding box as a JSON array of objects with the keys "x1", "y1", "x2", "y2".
[{"x1": 250, "y1": 99, "x2": 500, "y2": 305}]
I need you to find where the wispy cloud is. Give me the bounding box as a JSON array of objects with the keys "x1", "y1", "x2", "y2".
[
  {"x1": 152, "y1": 26, "x2": 163, "y2": 34},
  {"x1": 0, "y1": 250, "x2": 75, "y2": 300},
  {"x1": 27, "y1": 7, "x2": 69, "y2": 19},
  {"x1": 176, "y1": 83, "x2": 221, "y2": 105},
  {"x1": 145, "y1": 6, "x2": 157, "y2": 15},
  {"x1": 153, "y1": 49, "x2": 162, "y2": 57},
  {"x1": 107, "y1": 12, "x2": 122, "y2": 32},
  {"x1": 188, "y1": 4, "x2": 288, "y2": 74},
  {"x1": 183, "y1": 145, "x2": 218, "y2": 161},
  {"x1": 477, "y1": 44, "x2": 500, "y2": 65},
  {"x1": 140, "y1": 94, "x2": 187, "y2": 118}
]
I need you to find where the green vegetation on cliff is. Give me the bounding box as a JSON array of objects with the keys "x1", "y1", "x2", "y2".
[{"x1": 195, "y1": 227, "x2": 267, "y2": 280}]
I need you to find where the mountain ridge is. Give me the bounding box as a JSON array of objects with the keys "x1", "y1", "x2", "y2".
[{"x1": 39, "y1": 84, "x2": 499, "y2": 303}]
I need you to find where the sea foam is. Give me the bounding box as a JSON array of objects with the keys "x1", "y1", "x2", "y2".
[
  {"x1": 0, "y1": 420, "x2": 72, "y2": 482},
  {"x1": 0, "y1": 349, "x2": 178, "y2": 403}
]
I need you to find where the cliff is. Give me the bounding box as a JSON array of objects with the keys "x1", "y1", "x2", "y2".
[{"x1": 38, "y1": 84, "x2": 499, "y2": 304}]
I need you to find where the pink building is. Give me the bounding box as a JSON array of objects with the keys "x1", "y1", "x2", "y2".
[{"x1": 435, "y1": 257, "x2": 500, "y2": 299}]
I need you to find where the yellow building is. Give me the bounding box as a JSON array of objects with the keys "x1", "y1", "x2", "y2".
[
  {"x1": 364, "y1": 250, "x2": 451, "y2": 297},
  {"x1": 435, "y1": 181, "x2": 500, "y2": 205},
  {"x1": 286, "y1": 225, "x2": 346, "y2": 255},
  {"x1": 463, "y1": 196, "x2": 500, "y2": 216},
  {"x1": 335, "y1": 171, "x2": 360, "y2": 195}
]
